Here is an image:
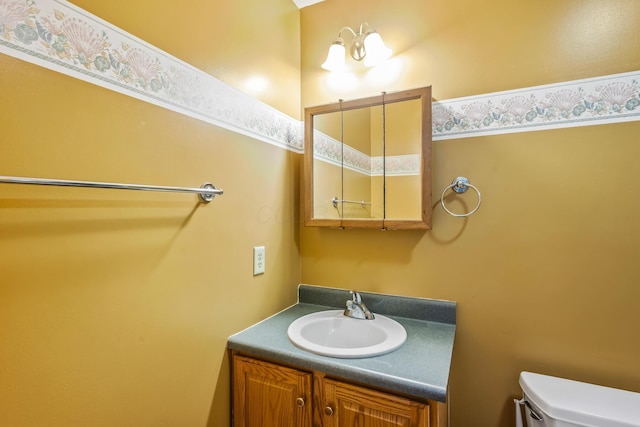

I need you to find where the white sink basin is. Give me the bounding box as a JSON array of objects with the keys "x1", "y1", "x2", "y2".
[{"x1": 287, "y1": 310, "x2": 407, "y2": 358}]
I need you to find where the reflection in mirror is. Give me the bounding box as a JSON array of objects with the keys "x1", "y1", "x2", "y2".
[
  {"x1": 304, "y1": 87, "x2": 432, "y2": 230},
  {"x1": 342, "y1": 107, "x2": 380, "y2": 220},
  {"x1": 312, "y1": 111, "x2": 342, "y2": 220},
  {"x1": 381, "y1": 98, "x2": 422, "y2": 220}
]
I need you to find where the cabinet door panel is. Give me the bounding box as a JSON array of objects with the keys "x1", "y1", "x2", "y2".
[
  {"x1": 323, "y1": 378, "x2": 429, "y2": 427},
  {"x1": 233, "y1": 356, "x2": 312, "y2": 427}
]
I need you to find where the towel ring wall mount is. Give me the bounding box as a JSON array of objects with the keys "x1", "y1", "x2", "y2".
[{"x1": 440, "y1": 176, "x2": 481, "y2": 217}]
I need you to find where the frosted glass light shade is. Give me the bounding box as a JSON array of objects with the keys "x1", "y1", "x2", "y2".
[
  {"x1": 363, "y1": 32, "x2": 392, "y2": 67},
  {"x1": 321, "y1": 40, "x2": 346, "y2": 71}
]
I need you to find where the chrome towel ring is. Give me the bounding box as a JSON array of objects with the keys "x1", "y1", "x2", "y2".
[{"x1": 440, "y1": 176, "x2": 481, "y2": 217}]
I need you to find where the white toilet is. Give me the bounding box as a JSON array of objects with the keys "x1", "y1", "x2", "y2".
[{"x1": 518, "y1": 371, "x2": 640, "y2": 427}]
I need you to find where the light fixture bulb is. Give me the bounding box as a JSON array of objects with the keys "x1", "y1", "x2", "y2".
[
  {"x1": 321, "y1": 38, "x2": 347, "y2": 71},
  {"x1": 363, "y1": 31, "x2": 392, "y2": 67}
]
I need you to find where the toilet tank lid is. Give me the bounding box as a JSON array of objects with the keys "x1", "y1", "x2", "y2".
[{"x1": 519, "y1": 372, "x2": 640, "y2": 427}]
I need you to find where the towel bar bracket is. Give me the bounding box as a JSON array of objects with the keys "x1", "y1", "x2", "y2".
[{"x1": 199, "y1": 183, "x2": 220, "y2": 203}]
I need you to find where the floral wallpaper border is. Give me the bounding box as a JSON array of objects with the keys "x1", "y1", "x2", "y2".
[
  {"x1": 432, "y1": 71, "x2": 640, "y2": 140},
  {"x1": 0, "y1": 0, "x2": 303, "y2": 152},
  {"x1": 313, "y1": 68, "x2": 640, "y2": 173},
  {"x1": 1, "y1": 0, "x2": 638, "y2": 155}
]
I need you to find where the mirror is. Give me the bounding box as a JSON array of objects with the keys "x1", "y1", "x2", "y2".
[{"x1": 304, "y1": 87, "x2": 432, "y2": 230}]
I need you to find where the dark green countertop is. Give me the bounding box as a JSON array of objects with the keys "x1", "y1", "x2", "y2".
[{"x1": 227, "y1": 284, "x2": 456, "y2": 403}]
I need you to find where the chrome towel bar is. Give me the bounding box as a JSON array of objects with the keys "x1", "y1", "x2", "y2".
[
  {"x1": 332, "y1": 196, "x2": 371, "y2": 208},
  {"x1": 0, "y1": 175, "x2": 223, "y2": 203}
]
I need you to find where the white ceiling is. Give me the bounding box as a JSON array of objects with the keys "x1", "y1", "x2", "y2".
[{"x1": 292, "y1": 0, "x2": 325, "y2": 8}]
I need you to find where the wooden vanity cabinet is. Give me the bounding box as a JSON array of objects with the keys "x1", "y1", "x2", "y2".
[
  {"x1": 319, "y1": 377, "x2": 429, "y2": 427},
  {"x1": 232, "y1": 354, "x2": 445, "y2": 427},
  {"x1": 232, "y1": 355, "x2": 312, "y2": 427}
]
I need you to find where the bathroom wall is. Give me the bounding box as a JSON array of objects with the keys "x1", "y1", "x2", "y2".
[
  {"x1": 0, "y1": 0, "x2": 300, "y2": 426},
  {"x1": 300, "y1": 1, "x2": 640, "y2": 426}
]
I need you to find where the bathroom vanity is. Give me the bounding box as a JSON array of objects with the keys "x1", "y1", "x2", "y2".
[
  {"x1": 233, "y1": 354, "x2": 438, "y2": 426},
  {"x1": 227, "y1": 285, "x2": 456, "y2": 427}
]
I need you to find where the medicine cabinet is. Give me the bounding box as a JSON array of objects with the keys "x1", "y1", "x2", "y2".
[{"x1": 303, "y1": 86, "x2": 432, "y2": 230}]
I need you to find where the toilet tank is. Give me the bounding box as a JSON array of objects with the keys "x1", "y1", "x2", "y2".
[{"x1": 519, "y1": 372, "x2": 640, "y2": 427}]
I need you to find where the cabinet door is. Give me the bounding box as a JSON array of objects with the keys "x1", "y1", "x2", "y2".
[
  {"x1": 321, "y1": 378, "x2": 429, "y2": 427},
  {"x1": 233, "y1": 355, "x2": 312, "y2": 427}
]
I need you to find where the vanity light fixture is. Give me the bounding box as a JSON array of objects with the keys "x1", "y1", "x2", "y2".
[{"x1": 321, "y1": 22, "x2": 392, "y2": 71}]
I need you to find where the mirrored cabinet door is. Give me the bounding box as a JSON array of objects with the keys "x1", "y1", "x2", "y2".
[
  {"x1": 312, "y1": 111, "x2": 343, "y2": 222},
  {"x1": 381, "y1": 97, "x2": 424, "y2": 221},
  {"x1": 340, "y1": 106, "x2": 383, "y2": 223}
]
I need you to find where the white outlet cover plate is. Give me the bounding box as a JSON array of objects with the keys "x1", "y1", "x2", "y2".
[{"x1": 253, "y1": 246, "x2": 265, "y2": 275}]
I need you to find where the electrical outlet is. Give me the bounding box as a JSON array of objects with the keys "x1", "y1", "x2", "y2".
[{"x1": 253, "y1": 246, "x2": 265, "y2": 276}]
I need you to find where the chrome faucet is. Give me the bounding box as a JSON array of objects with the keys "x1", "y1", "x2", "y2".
[{"x1": 344, "y1": 291, "x2": 375, "y2": 320}]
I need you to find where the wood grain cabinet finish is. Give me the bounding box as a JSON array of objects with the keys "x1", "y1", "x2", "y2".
[
  {"x1": 321, "y1": 378, "x2": 429, "y2": 427},
  {"x1": 232, "y1": 354, "x2": 445, "y2": 427},
  {"x1": 233, "y1": 355, "x2": 312, "y2": 427}
]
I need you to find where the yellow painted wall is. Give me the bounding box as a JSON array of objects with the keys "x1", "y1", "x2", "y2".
[
  {"x1": 0, "y1": 0, "x2": 300, "y2": 426},
  {"x1": 75, "y1": 0, "x2": 301, "y2": 118},
  {"x1": 300, "y1": 1, "x2": 640, "y2": 426}
]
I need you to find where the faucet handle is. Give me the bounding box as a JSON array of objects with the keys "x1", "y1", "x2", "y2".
[
  {"x1": 350, "y1": 290, "x2": 362, "y2": 303},
  {"x1": 345, "y1": 291, "x2": 375, "y2": 320}
]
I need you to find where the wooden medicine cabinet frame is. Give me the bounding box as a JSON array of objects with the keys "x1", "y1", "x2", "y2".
[{"x1": 304, "y1": 86, "x2": 432, "y2": 230}]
